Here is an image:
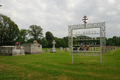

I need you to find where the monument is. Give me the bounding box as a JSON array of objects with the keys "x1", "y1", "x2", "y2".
[
  {"x1": 22, "y1": 40, "x2": 42, "y2": 54},
  {"x1": 65, "y1": 47, "x2": 69, "y2": 52},
  {"x1": 46, "y1": 49, "x2": 49, "y2": 52},
  {"x1": 59, "y1": 47, "x2": 63, "y2": 51},
  {"x1": 0, "y1": 42, "x2": 25, "y2": 56},
  {"x1": 51, "y1": 40, "x2": 56, "y2": 53}
]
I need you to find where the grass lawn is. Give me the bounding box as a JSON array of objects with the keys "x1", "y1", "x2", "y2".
[{"x1": 0, "y1": 48, "x2": 120, "y2": 80}]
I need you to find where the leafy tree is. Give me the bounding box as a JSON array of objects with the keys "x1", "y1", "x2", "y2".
[
  {"x1": 26, "y1": 38, "x2": 34, "y2": 43},
  {"x1": 0, "y1": 14, "x2": 19, "y2": 45},
  {"x1": 28, "y1": 25, "x2": 43, "y2": 41},
  {"x1": 41, "y1": 37, "x2": 48, "y2": 48},
  {"x1": 55, "y1": 37, "x2": 61, "y2": 48},
  {"x1": 63, "y1": 36, "x2": 68, "y2": 47},
  {"x1": 106, "y1": 37, "x2": 120, "y2": 46},
  {"x1": 45, "y1": 31, "x2": 54, "y2": 47},
  {"x1": 16, "y1": 29, "x2": 28, "y2": 44},
  {"x1": 55, "y1": 37, "x2": 66, "y2": 48},
  {"x1": 113, "y1": 36, "x2": 117, "y2": 39},
  {"x1": 60, "y1": 39, "x2": 66, "y2": 47}
]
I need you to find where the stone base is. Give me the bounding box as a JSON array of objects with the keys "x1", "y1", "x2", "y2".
[
  {"x1": 0, "y1": 46, "x2": 25, "y2": 56},
  {"x1": 51, "y1": 48, "x2": 56, "y2": 53},
  {"x1": 22, "y1": 43, "x2": 42, "y2": 54}
]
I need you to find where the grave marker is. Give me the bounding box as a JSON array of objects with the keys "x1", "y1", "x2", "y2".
[
  {"x1": 46, "y1": 49, "x2": 49, "y2": 52},
  {"x1": 59, "y1": 47, "x2": 63, "y2": 51},
  {"x1": 51, "y1": 40, "x2": 56, "y2": 53}
]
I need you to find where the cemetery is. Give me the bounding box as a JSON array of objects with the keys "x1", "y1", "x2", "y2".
[
  {"x1": 0, "y1": 15, "x2": 120, "y2": 80},
  {"x1": 0, "y1": 47, "x2": 119, "y2": 80}
]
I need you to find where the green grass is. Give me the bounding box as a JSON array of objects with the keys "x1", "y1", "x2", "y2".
[{"x1": 0, "y1": 48, "x2": 120, "y2": 80}]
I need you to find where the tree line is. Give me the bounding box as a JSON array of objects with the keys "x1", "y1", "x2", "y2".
[
  {"x1": 106, "y1": 36, "x2": 120, "y2": 46},
  {"x1": 0, "y1": 14, "x2": 119, "y2": 47},
  {"x1": 0, "y1": 14, "x2": 68, "y2": 47}
]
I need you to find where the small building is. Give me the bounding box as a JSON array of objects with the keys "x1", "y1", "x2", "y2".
[
  {"x1": 0, "y1": 46, "x2": 25, "y2": 56},
  {"x1": 22, "y1": 43, "x2": 42, "y2": 54}
]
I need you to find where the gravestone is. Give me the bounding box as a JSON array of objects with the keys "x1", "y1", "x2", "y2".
[
  {"x1": 94, "y1": 47, "x2": 96, "y2": 50},
  {"x1": 65, "y1": 47, "x2": 69, "y2": 52},
  {"x1": 96, "y1": 47, "x2": 98, "y2": 50},
  {"x1": 51, "y1": 40, "x2": 56, "y2": 53},
  {"x1": 113, "y1": 46, "x2": 115, "y2": 49},
  {"x1": 109, "y1": 47, "x2": 111, "y2": 51},
  {"x1": 114, "y1": 46, "x2": 117, "y2": 49},
  {"x1": 106, "y1": 47, "x2": 108, "y2": 52},
  {"x1": 111, "y1": 46, "x2": 113, "y2": 50},
  {"x1": 83, "y1": 45, "x2": 85, "y2": 51},
  {"x1": 59, "y1": 47, "x2": 63, "y2": 51},
  {"x1": 91, "y1": 47, "x2": 93, "y2": 51},
  {"x1": 102, "y1": 47, "x2": 106, "y2": 53},
  {"x1": 108, "y1": 47, "x2": 109, "y2": 51},
  {"x1": 46, "y1": 49, "x2": 49, "y2": 52},
  {"x1": 77, "y1": 47, "x2": 79, "y2": 51}
]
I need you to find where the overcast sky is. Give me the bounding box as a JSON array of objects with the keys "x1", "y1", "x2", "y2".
[{"x1": 0, "y1": 0, "x2": 120, "y2": 38}]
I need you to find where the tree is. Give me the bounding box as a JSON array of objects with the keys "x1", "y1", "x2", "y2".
[
  {"x1": 55, "y1": 37, "x2": 66, "y2": 48},
  {"x1": 0, "y1": 14, "x2": 19, "y2": 45},
  {"x1": 45, "y1": 31, "x2": 54, "y2": 47},
  {"x1": 28, "y1": 25, "x2": 43, "y2": 41},
  {"x1": 40, "y1": 37, "x2": 48, "y2": 48},
  {"x1": 16, "y1": 29, "x2": 28, "y2": 44},
  {"x1": 26, "y1": 38, "x2": 34, "y2": 43},
  {"x1": 106, "y1": 36, "x2": 120, "y2": 46},
  {"x1": 54, "y1": 37, "x2": 61, "y2": 47},
  {"x1": 63, "y1": 36, "x2": 68, "y2": 47}
]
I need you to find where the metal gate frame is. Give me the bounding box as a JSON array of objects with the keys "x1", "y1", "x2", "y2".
[{"x1": 68, "y1": 22, "x2": 106, "y2": 64}]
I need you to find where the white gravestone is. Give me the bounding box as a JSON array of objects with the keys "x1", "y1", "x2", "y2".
[
  {"x1": 59, "y1": 47, "x2": 63, "y2": 51},
  {"x1": 46, "y1": 49, "x2": 49, "y2": 52},
  {"x1": 96, "y1": 47, "x2": 98, "y2": 50},
  {"x1": 65, "y1": 47, "x2": 69, "y2": 52},
  {"x1": 51, "y1": 40, "x2": 56, "y2": 53},
  {"x1": 77, "y1": 47, "x2": 79, "y2": 51},
  {"x1": 91, "y1": 47, "x2": 93, "y2": 51}
]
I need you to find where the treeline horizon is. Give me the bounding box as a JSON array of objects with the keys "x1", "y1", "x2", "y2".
[{"x1": 0, "y1": 14, "x2": 120, "y2": 48}]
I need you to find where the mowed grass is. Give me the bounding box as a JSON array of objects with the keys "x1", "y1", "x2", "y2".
[{"x1": 0, "y1": 48, "x2": 120, "y2": 80}]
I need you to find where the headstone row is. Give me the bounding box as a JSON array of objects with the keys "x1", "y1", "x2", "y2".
[
  {"x1": 102, "y1": 46, "x2": 117, "y2": 53},
  {"x1": 73, "y1": 46, "x2": 99, "y2": 51},
  {"x1": 72, "y1": 46, "x2": 117, "y2": 54}
]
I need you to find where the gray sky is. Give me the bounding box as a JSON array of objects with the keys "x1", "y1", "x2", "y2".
[{"x1": 0, "y1": 0, "x2": 120, "y2": 38}]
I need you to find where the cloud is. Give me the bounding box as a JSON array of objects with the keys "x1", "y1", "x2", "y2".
[{"x1": 0, "y1": 0, "x2": 120, "y2": 38}]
